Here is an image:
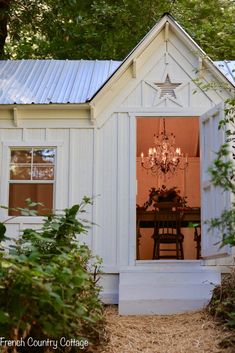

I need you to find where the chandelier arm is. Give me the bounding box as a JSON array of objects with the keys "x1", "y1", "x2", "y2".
[{"x1": 140, "y1": 119, "x2": 188, "y2": 176}]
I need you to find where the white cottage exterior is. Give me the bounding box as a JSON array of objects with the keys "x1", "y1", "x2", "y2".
[{"x1": 0, "y1": 14, "x2": 234, "y2": 315}]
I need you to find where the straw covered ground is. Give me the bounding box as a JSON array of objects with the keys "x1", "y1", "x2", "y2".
[{"x1": 100, "y1": 306, "x2": 234, "y2": 353}]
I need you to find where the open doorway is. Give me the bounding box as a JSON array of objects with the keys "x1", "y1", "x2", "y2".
[{"x1": 136, "y1": 116, "x2": 201, "y2": 260}]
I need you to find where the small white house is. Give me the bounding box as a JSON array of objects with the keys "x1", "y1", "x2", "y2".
[{"x1": 0, "y1": 14, "x2": 234, "y2": 315}]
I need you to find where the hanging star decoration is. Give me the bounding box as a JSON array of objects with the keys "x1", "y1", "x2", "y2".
[{"x1": 154, "y1": 74, "x2": 181, "y2": 99}]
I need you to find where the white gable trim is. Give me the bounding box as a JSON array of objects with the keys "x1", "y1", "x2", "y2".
[
  {"x1": 90, "y1": 14, "x2": 234, "y2": 110},
  {"x1": 168, "y1": 17, "x2": 234, "y2": 89}
]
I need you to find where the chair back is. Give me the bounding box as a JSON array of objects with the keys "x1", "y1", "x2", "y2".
[{"x1": 154, "y1": 202, "x2": 183, "y2": 236}]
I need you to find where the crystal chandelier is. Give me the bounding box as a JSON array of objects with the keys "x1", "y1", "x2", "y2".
[{"x1": 140, "y1": 118, "x2": 188, "y2": 175}]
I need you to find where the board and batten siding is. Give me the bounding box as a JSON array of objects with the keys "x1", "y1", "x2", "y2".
[
  {"x1": 95, "y1": 113, "x2": 132, "y2": 271},
  {"x1": 0, "y1": 123, "x2": 93, "y2": 252},
  {"x1": 0, "y1": 110, "x2": 132, "y2": 275}
]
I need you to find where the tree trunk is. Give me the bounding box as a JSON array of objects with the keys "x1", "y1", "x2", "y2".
[{"x1": 0, "y1": 0, "x2": 11, "y2": 58}]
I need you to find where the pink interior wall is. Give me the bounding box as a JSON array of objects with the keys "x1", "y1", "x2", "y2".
[{"x1": 136, "y1": 117, "x2": 200, "y2": 260}]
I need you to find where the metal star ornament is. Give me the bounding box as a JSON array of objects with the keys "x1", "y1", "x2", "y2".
[{"x1": 154, "y1": 74, "x2": 181, "y2": 99}]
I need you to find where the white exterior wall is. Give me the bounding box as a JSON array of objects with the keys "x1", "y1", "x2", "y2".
[
  {"x1": 0, "y1": 108, "x2": 132, "y2": 272},
  {"x1": 96, "y1": 114, "x2": 130, "y2": 270},
  {"x1": 0, "y1": 109, "x2": 94, "y2": 250},
  {"x1": 0, "y1": 108, "x2": 130, "y2": 302},
  {"x1": 0, "y1": 19, "x2": 234, "y2": 305},
  {"x1": 91, "y1": 26, "x2": 233, "y2": 272}
]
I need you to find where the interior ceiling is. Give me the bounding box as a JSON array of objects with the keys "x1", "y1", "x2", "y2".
[{"x1": 137, "y1": 117, "x2": 199, "y2": 158}]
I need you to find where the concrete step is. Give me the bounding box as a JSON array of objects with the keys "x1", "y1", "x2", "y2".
[
  {"x1": 136, "y1": 260, "x2": 203, "y2": 268},
  {"x1": 119, "y1": 263, "x2": 220, "y2": 315}
]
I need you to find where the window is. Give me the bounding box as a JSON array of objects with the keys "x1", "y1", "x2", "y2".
[{"x1": 9, "y1": 148, "x2": 56, "y2": 216}]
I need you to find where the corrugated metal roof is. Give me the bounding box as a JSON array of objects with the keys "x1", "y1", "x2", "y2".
[
  {"x1": 0, "y1": 59, "x2": 121, "y2": 104},
  {"x1": 0, "y1": 59, "x2": 233, "y2": 105}
]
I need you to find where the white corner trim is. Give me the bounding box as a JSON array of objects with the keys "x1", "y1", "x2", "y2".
[
  {"x1": 13, "y1": 107, "x2": 19, "y2": 127},
  {"x1": 89, "y1": 102, "x2": 96, "y2": 125}
]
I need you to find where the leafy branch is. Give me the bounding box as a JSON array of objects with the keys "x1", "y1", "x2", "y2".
[{"x1": 208, "y1": 98, "x2": 235, "y2": 247}]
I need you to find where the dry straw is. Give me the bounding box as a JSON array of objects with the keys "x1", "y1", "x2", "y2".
[{"x1": 100, "y1": 306, "x2": 233, "y2": 353}]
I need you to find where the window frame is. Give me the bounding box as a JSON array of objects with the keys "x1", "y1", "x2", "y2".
[{"x1": 1, "y1": 141, "x2": 63, "y2": 222}]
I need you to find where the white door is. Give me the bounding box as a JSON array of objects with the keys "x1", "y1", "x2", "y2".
[{"x1": 200, "y1": 103, "x2": 230, "y2": 258}]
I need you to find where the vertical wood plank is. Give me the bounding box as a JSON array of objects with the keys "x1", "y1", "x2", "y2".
[
  {"x1": 117, "y1": 113, "x2": 130, "y2": 266},
  {"x1": 128, "y1": 114, "x2": 137, "y2": 265}
]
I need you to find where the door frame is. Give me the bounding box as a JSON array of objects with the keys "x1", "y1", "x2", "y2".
[
  {"x1": 130, "y1": 113, "x2": 201, "y2": 264},
  {"x1": 129, "y1": 104, "x2": 232, "y2": 264}
]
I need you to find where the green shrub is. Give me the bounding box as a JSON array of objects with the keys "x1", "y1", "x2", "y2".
[
  {"x1": 208, "y1": 272, "x2": 235, "y2": 328},
  {"x1": 207, "y1": 271, "x2": 235, "y2": 350},
  {"x1": 0, "y1": 197, "x2": 105, "y2": 352},
  {"x1": 207, "y1": 99, "x2": 235, "y2": 248},
  {"x1": 207, "y1": 98, "x2": 235, "y2": 350}
]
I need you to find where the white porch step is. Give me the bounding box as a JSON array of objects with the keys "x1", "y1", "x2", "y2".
[{"x1": 119, "y1": 262, "x2": 220, "y2": 315}]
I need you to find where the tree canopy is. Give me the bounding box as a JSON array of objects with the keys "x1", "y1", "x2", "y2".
[{"x1": 0, "y1": 0, "x2": 235, "y2": 60}]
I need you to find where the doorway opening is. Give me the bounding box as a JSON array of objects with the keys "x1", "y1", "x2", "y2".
[{"x1": 136, "y1": 116, "x2": 201, "y2": 260}]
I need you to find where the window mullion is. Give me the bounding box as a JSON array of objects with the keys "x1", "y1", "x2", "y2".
[
  {"x1": 8, "y1": 147, "x2": 56, "y2": 216},
  {"x1": 31, "y1": 147, "x2": 33, "y2": 181}
]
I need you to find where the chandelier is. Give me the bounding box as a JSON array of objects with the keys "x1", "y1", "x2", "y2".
[{"x1": 140, "y1": 118, "x2": 188, "y2": 175}]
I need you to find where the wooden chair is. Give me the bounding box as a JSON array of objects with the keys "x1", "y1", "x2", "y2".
[
  {"x1": 194, "y1": 225, "x2": 201, "y2": 259},
  {"x1": 152, "y1": 202, "x2": 184, "y2": 260}
]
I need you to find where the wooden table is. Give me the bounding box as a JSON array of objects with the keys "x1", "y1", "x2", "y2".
[{"x1": 136, "y1": 208, "x2": 201, "y2": 260}]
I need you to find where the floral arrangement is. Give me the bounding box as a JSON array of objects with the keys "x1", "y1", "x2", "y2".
[{"x1": 142, "y1": 185, "x2": 187, "y2": 209}]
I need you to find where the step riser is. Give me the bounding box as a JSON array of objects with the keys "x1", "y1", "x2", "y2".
[
  {"x1": 120, "y1": 272, "x2": 220, "y2": 285},
  {"x1": 120, "y1": 284, "x2": 217, "y2": 300},
  {"x1": 119, "y1": 299, "x2": 210, "y2": 315},
  {"x1": 136, "y1": 260, "x2": 202, "y2": 268},
  {"x1": 119, "y1": 265, "x2": 221, "y2": 315}
]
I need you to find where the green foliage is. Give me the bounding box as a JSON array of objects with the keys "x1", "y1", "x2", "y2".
[
  {"x1": 1, "y1": 0, "x2": 235, "y2": 60},
  {"x1": 207, "y1": 272, "x2": 235, "y2": 347},
  {"x1": 208, "y1": 208, "x2": 235, "y2": 246},
  {"x1": 0, "y1": 197, "x2": 105, "y2": 352},
  {"x1": 208, "y1": 99, "x2": 235, "y2": 247},
  {"x1": 207, "y1": 98, "x2": 235, "y2": 349},
  {"x1": 0, "y1": 222, "x2": 6, "y2": 241},
  {"x1": 171, "y1": 0, "x2": 235, "y2": 60}
]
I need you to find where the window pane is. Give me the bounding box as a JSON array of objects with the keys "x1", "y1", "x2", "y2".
[
  {"x1": 10, "y1": 166, "x2": 31, "y2": 180},
  {"x1": 33, "y1": 149, "x2": 55, "y2": 164},
  {"x1": 9, "y1": 183, "x2": 53, "y2": 216},
  {"x1": 32, "y1": 166, "x2": 54, "y2": 180},
  {"x1": 11, "y1": 150, "x2": 31, "y2": 164}
]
